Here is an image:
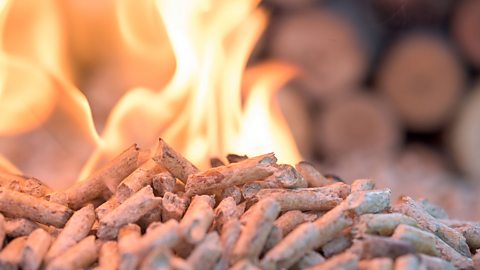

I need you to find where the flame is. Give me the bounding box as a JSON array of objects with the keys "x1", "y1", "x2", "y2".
[
  {"x1": 0, "y1": 0, "x2": 100, "y2": 187},
  {"x1": 82, "y1": 0, "x2": 300, "y2": 173},
  {"x1": 0, "y1": 0, "x2": 300, "y2": 185}
]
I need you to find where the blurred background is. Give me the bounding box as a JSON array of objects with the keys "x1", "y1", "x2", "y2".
[
  {"x1": 261, "y1": 0, "x2": 480, "y2": 219},
  {"x1": 0, "y1": 0, "x2": 479, "y2": 219}
]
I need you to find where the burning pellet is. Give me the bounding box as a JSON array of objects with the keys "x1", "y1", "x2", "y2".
[
  {"x1": 231, "y1": 198, "x2": 280, "y2": 263},
  {"x1": 241, "y1": 180, "x2": 282, "y2": 200},
  {"x1": 306, "y1": 252, "x2": 359, "y2": 270},
  {"x1": 179, "y1": 195, "x2": 214, "y2": 244},
  {"x1": 49, "y1": 144, "x2": 140, "y2": 209},
  {"x1": 253, "y1": 184, "x2": 349, "y2": 211},
  {"x1": 21, "y1": 228, "x2": 52, "y2": 270},
  {"x1": 185, "y1": 153, "x2": 277, "y2": 196},
  {"x1": 214, "y1": 219, "x2": 241, "y2": 270},
  {"x1": 351, "y1": 179, "x2": 375, "y2": 192},
  {"x1": 187, "y1": 232, "x2": 222, "y2": 270},
  {"x1": 0, "y1": 188, "x2": 73, "y2": 227},
  {"x1": 97, "y1": 241, "x2": 119, "y2": 270},
  {"x1": 45, "y1": 235, "x2": 98, "y2": 270},
  {"x1": 392, "y1": 224, "x2": 473, "y2": 269},
  {"x1": 355, "y1": 213, "x2": 417, "y2": 236},
  {"x1": 118, "y1": 224, "x2": 142, "y2": 270},
  {"x1": 322, "y1": 233, "x2": 352, "y2": 258},
  {"x1": 95, "y1": 196, "x2": 120, "y2": 220},
  {"x1": 0, "y1": 172, "x2": 51, "y2": 197},
  {"x1": 230, "y1": 259, "x2": 261, "y2": 270},
  {"x1": 116, "y1": 159, "x2": 165, "y2": 202},
  {"x1": 394, "y1": 254, "x2": 421, "y2": 270},
  {"x1": 97, "y1": 185, "x2": 161, "y2": 239},
  {"x1": 162, "y1": 192, "x2": 190, "y2": 222},
  {"x1": 220, "y1": 186, "x2": 242, "y2": 204},
  {"x1": 267, "y1": 164, "x2": 307, "y2": 188},
  {"x1": 152, "y1": 138, "x2": 199, "y2": 183},
  {"x1": 295, "y1": 161, "x2": 333, "y2": 187},
  {"x1": 226, "y1": 154, "x2": 248, "y2": 164},
  {"x1": 151, "y1": 171, "x2": 176, "y2": 197},
  {"x1": 213, "y1": 197, "x2": 239, "y2": 231},
  {"x1": 344, "y1": 189, "x2": 391, "y2": 215},
  {"x1": 262, "y1": 203, "x2": 354, "y2": 269},
  {"x1": 393, "y1": 196, "x2": 471, "y2": 257},
  {"x1": 0, "y1": 236, "x2": 27, "y2": 270},
  {"x1": 358, "y1": 257, "x2": 393, "y2": 270},
  {"x1": 351, "y1": 235, "x2": 414, "y2": 259},
  {"x1": 4, "y1": 218, "x2": 38, "y2": 237},
  {"x1": 45, "y1": 204, "x2": 96, "y2": 261},
  {"x1": 140, "y1": 247, "x2": 171, "y2": 270},
  {"x1": 419, "y1": 254, "x2": 455, "y2": 270},
  {"x1": 0, "y1": 214, "x2": 4, "y2": 249},
  {"x1": 291, "y1": 251, "x2": 325, "y2": 270}
]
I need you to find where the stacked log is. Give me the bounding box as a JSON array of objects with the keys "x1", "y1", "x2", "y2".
[
  {"x1": 452, "y1": 0, "x2": 480, "y2": 68},
  {"x1": 376, "y1": 33, "x2": 465, "y2": 131},
  {"x1": 268, "y1": 9, "x2": 368, "y2": 101},
  {"x1": 265, "y1": 1, "x2": 479, "y2": 215},
  {"x1": 314, "y1": 92, "x2": 400, "y2": 161},
  {"x1": 450, "y1": 82, "x2": 480, "y2": 181}
]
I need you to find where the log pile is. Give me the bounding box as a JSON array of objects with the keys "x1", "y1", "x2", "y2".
[
  {"x1": 0, "y1": 139, "x2": 479, "y2": 269},
  {"x1": 261, "y1": 1, "x2": 480, "y2": 218}
]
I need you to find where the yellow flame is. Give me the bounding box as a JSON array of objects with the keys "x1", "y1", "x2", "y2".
[
  {"x1": 0, "y1": 0, "x2": 100, "y2": 187},
  {"x1": 0, "y1": 0, "x2": 300, "y2": 185},
  {"x1": 80, "y1": 0, "x2": 300, "y2": 174},
  {"x1": 0, "y1": 153, "x2": 20, "y2": 174}
]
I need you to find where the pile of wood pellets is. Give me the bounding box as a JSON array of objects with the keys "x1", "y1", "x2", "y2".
[{"x1": 0, "y1": 138, "x2": 479, "y2": 270}]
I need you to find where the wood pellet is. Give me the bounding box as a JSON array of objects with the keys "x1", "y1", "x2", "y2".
[{"x1": 0, "y1": 138, "x2": 478, "y2": 269}]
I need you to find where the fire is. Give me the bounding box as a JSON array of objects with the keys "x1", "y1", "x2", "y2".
[
  {"x1": 0, "y1": 0, "x2": 100, "y2": 187},
  {"x1": 0, "y1": 0, "x2": 300, "y2": 187}
]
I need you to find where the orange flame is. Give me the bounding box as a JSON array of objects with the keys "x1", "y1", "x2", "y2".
[
  {"x1": 0, "y1": 0, "x2": 300, "y2": 186},
  {"x1": 0, "y1": 0, "x2": 100, "y2": 187},
  {"x1": 82, "y1": 0, "x2": 300, "y2": 173}
]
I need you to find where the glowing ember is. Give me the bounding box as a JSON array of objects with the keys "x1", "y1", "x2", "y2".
[{"x1": 0, "y1": 0, "x2": 300, "y2": 188}]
